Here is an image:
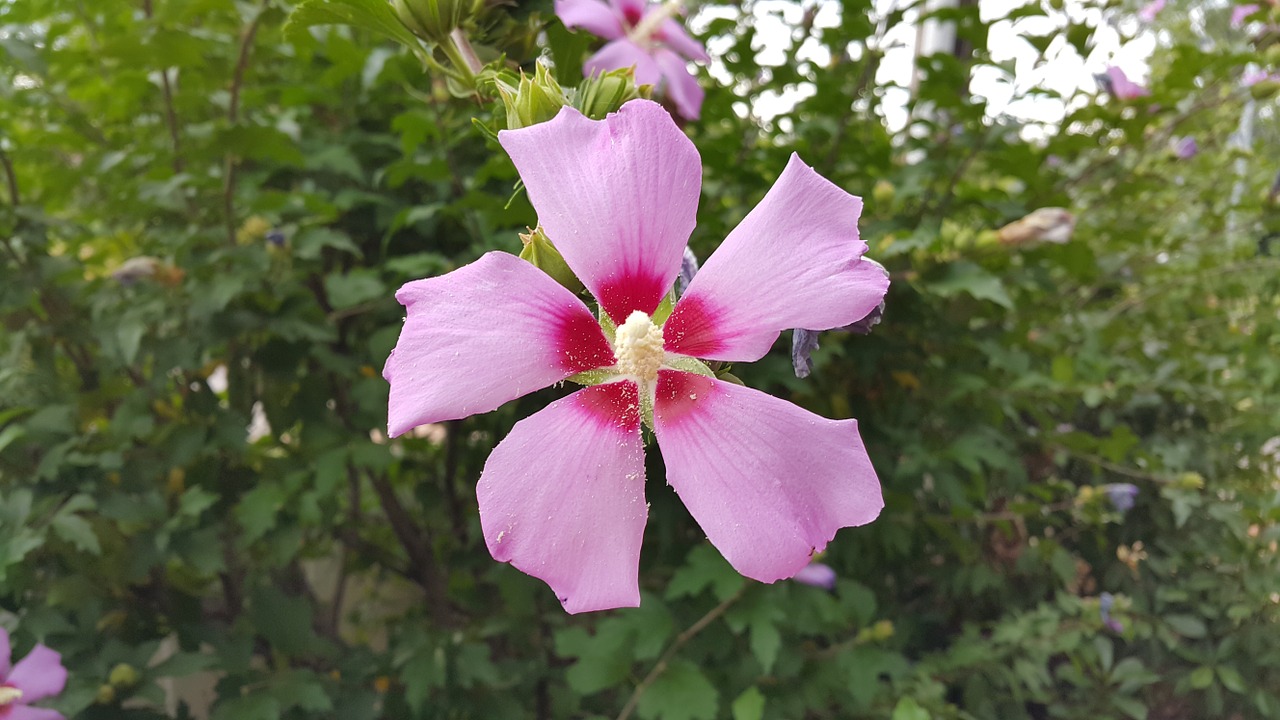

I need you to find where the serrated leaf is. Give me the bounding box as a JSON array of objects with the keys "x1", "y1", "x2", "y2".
[{"x1": 286, "y1": 0, "x2": 422, "y2": 50}]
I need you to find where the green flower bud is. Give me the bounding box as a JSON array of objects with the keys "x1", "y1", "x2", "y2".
[
  {"x1": 573, "y1": 67, "x2": 651, "y2": 120},
  {"x1": 496, "y1": 63, "x2": 569, "y2": 130},
  {"x1": 96, "y1": 684, "x2": 117, "y2": 704},
  {"x1": 108, "y1": 663, "x2": 141, "y2": 688},
  {"x1": 393, "y1": 0, "x2": 473, "y2": 42},
  {"x1": 519, "y1": 226, "x2": 583, "y2": 294},
  {"x1": 1249, "y1": 78, "x2": 1279, "y2": 100}
]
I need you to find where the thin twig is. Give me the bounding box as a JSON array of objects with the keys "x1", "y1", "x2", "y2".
[
  {"x1": 0, "y1": 148, "x2": 19, "y2": 205},
  {"x1": 223, "y1": 1, "x2": 268, "y2": 245},
  {"x1": 142, "y1": 0, "x2": 184, "y2": 173},
  {"x1": 616, "y1": 585, "x2": 748, "y2": 720},
  {"x1": 365, "y1": 467, "x2": 454, "y2": 624}
]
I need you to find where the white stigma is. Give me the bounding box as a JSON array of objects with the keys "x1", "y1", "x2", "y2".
[
  {"x1": 0, "y1": 686, "x2": 23, "y2": 706},
  {"x1": 614, "y1": 311, "x2": 665, "y2": 383}
]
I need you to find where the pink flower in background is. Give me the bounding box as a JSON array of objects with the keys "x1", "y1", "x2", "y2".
[
  {"x1": 1171, "y1": 136, "x2": 1198, "y2": 159},
  {"x1": 791, "y1": 563, "x2": 838, "y2": 590},
  {"x1": 384, "y1": 99, "x2": 887, "y2": 613},
  {"x1": 1138, "y1": 0, "x2": 1165, "y2": 22},
  {"x1": 555, "y1": 0, "x2": 709, "y2": 120},
  {"x1": 1103, "y1": 66, "x2": 1150, "y2": 101},
  {"x1": 1231, "y1": 3, "x2": 1260, "y2": 27},
  {"x1": 1243, "y1": 68, "x2": 1279, "y2": 86},
  {"x1": 0, "y1": 628, "x2": 68, "y2": 720}
]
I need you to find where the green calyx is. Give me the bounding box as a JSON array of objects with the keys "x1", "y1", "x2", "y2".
[
  {"x1": 572, "y1": 67, "x2": 652, "y2": 120},
  {"x1": 496, "y1": 63, "x2": 569, "y2": 130},
  {"x1": 518, "y1": 226, "x2": 582, "y2": 294},
  {"x1": 393, "y1": 0, "x2": 476, "y2": 43}
]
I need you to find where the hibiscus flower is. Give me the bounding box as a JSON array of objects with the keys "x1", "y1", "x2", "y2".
[
  {"x1": 555, "y1": 0, "x2": 709, "y2": 120},
  {"x1": 0, "y1": 627, "x2": 67, "y2": 720},
  {"x1": 384, "y1": 99, "x2": 888, "y2": 613}
]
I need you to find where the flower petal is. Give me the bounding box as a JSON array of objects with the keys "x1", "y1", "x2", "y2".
[
  {"x1": 7, "y1": 645, "x2": 66, "y2": 702},
  {"x1": 653, "y1": 370, "x2": 883, "y2": 583},
  {"x1": 478, "y1": 381, "x2": 648, "y2": 613},
  {"x1": 584, "y1": 38, "x2": 662, "y2": 86},
  {"x1": 654, "y1": 48, "x2": 705, "y2": 121},
  {"x1": 664, "y1": 154, "x2": 888, "y2": 361},
  {"x1": 556, "y1": 0, "x2": 625, "y2": 39},
  {"x1": 656, "y1": 18, "x2": 709, "y2": 62},
  {"x1": 0, "y1": 626, "x2": 10, "y2": 678},
  {"x1": 9, "y1": 707, "x2": 66, "y2": 720},
  {"x1": 499, "y1": 100, "x2": 700, "y2": 324},
  {"x1": 609, "y1": 0, "x2": 646, "y2": 26},
  {"x1": 384, "y1": 252, "x2": 614, "y2": 437}
]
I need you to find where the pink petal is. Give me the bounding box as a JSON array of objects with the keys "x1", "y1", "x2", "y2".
[
  {"x1": 7, "y1": 645, "x2": 66, "y2": 702},
  {"x1": 1106, "y1": 66, "x2": 1149, "y2": 101},
  {"x1": 791, "y1": 562, "x2": 837, "y2": 590},
  {"x1": 1137, "y1": 0, "x2": 1165, "y2": 22},
  {"x1": 653, "y1": 370, "x2": 883, "y2": 583},
  {"x1": 478, "y1": 381, "x2": 648, "y2": 613},
  {"x1": 609, "y1": 0, "x2": 646, "y2": 27},
  {"x1": 0, "y1": 626, "x2": 10, "y2": 678},
  {"x1": 664, "y1": 154, "x2": 888, "y2": 361},
  {"x1": 1231, "y1": 3, "x2": 1260, "y2": 28},
  {"x1": 383, "y1": 252, "x2": 615, "y2": 437},
  {"x1": 654, "y1": 48, "x2": 705, "y2": 121},
  {"x1": 656, "y1": 18, "x2": 710, "y2": 62},
  {"x1": 9, "y1": 707, "x2": 66, "y2": 720},
  {"x1": 555, "y1": 0, "x2": 625, "y2": 39},
  {"x1": 499, "y1": 100, "x2": 700, "y2": 324},
  {"x1": 584, "y1": 38, "x2": 662, "y2": 86}
]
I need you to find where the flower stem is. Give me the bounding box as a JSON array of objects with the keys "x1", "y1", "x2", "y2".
[{"x1": 615, "y1": 584, "x2": 747, "y2": 720}]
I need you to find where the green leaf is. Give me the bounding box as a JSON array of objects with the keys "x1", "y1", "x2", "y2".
[
  {"x1": 324, "y1": 269, "x2": 386, "y2": 310},
  {"x1": 731, "y1": 686, "x2": 765, "y2": 720},
  {"x1": 665, "y1": 544, "x2": 745, "y2": 601},
  {"x1": 749, "y1": 619, "x2": 781, "y2": 674},
  {"x1": 891, "y1": 697, "x2": 931, "y2": 720},
  {"x1": 1189, "y1": 666, "x2": 1215, "y2": 689},
  {"x1": 1164, "y1": 614, "x2": 1207, "y2": 639},
  {"x1": 50, "y1": 513, "x2": 100, "y2": 555},
  {"x1": 636, "y1": 659, "x2": 718, "y2": 720},
  {"x1": 927, "y1": 261, "x2": 1014, "y2": 308},
  {"x1": 286, "y1": 0, "x2": 422, "y2": 50},
  {"x1": 1216, "y1": 666, "x2": 1245, "y2": 694}
]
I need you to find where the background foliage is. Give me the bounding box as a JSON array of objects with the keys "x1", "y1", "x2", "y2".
[{"x1": 2, "y1": 0, "x2": 1278, "y2": 718}]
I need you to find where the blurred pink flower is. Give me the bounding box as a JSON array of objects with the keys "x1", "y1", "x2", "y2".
[
  {"x1": 1231, "y1": 3, "x2": 1260, "y2": 27},
  {"x1": 1243, "y1": 68, "x2": 1278, "y2": 86},
  {"x1": 791, "y1": 562, "x2": 838, "y2": 590},
  {"x1": 383, "y1": 100, "x2": 888, "y2": 613},
  {"x1": 1171, "y1": 136, "x2": 1198, "y2": 159},
  {"x1": 555, "y1": 0, "x2": 709, "y2": 120},
  {"x1": 1103, "y1": 66, "x2": 1150, "y2": 101},
  {"x1": 0, "y1": 627, "x2": 68, "y2": 720},
  {"x1": 1138, "y1": 0, "x2": 1165, "y2": 22}
]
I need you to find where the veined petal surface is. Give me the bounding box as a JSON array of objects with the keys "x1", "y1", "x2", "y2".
[
  {"x1": 664, "y1": 154, "x2": 888, "y2": 361},
  {"x1": 7, "y1": 645, "x2": 66, "y2": 702},
  {"x1": 478, "y1": 381, "x2": 648, "y2": 614},
  {"x1": 499, "y1": 100, "x2": 700, "y2": 324},
  {"x1": 555, "y1": 0, "x2": 625, "y2": 39},
  {"x1": 384, "y1": 252, "x2": 614, "y2": 437},
  {"x1": 0, "y1": 627, "x2": 10, "y2": 678},
  {"x1": 653, "y1": 370, "x2": 883, "y2": 583}
]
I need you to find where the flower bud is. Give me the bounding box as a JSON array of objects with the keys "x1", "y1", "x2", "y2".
[
  {"x1": 497, "y1": 64, "x2": 569, "y2": 130},
  {"x1": 518, "y1": 226, "x2": 583, "y2": 293},
  {"x1": 394, "y1": 0, "x2": 473, "y2": 42},
  {"x1": 109, "y1": 663, "x2": 141, "y2": 688},
  {"x1": 574, "y1": 68, "x2": 650, "y2": 120}
]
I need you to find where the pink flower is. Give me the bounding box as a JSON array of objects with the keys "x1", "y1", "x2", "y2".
[
  {"x1": 1231, "y1": 3, "x2": 1260, "y2": 27},
  {"x1": 1243, "y1": 68, "x2": 1278, "y2": 86},
  {"x1": 383, "y1": 100, "x2": 888, "y2": 613},
  {"x1": 791, "y1": 562, "x2": 838, "y2": 590},
  {"x1": 0, "y1": 627, "x2": 68, "y2": 720},
  {"x1": 555, "y1": 0, "x2": 710, "y2": 120},
  {"x1": 1103, "y1": 66, "x2": 1150, "y2": 101},
  {"x1": 1138, "y1": 0, "x2": 1165, "y2": 22}
]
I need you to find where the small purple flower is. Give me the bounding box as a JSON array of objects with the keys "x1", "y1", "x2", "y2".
[
  {"x1": 266, "y1": 229, "x2": 286, "y2": 247},
  {"x1": 555, "y1": 0, "x2": 710, "y2": 120},
  {"x1": 790, "y1": 562, "x2": 837, "y2": 591},
  {"x1": 1231, "y1": 3, "x2": 1260, "y2": 28},
  {"x1": 1099, "y1": 592, "x2": 1125, "y2": 633},
  {"x1": 1171, "y1": 136, "x2": 1198, "y2": 159},
  {"x1": 0, "y1": 627, "x2": 68, "y2": 719},
  {"x1": 1138, "y1": 0, "x2": 1165, "y2": 22},
  {"x1": 1106, "y1": 483, "x2": 1139, "y2": 513}
]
